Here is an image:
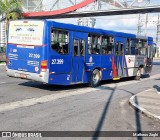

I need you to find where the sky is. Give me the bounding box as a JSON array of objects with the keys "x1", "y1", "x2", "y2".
[{"x1": 42, "y1": 0, "x2": 160, "y2": 43}]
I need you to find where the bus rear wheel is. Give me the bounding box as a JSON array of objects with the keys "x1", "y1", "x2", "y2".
[
  {"x1": 134, "y1": 68, "x2": 141, "y2": 80},
  {"x1": 89, "y1": 69, "x2": 101, "y2": 87}
]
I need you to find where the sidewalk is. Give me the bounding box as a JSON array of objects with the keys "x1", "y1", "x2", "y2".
[{"x1": 129, "y1": 87, "x2": 160, "y2": 121}]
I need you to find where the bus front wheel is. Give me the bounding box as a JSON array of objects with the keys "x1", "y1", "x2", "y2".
[
  {"x1": 89, "y1": 69, "x2": 101, "y2": 87},
  {"x1": 134, "y1": 68, "x2": 141, "y2": 80}
]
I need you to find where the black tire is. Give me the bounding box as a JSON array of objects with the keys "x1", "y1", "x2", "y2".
[
  {"x1": 134, "y1": 69, "x2": 141, "y2": 80},
  {"x1": 89, "y1": 69, "x2": 101, "y2": 87}
]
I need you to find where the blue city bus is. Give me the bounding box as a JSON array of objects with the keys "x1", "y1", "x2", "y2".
[{"x1": 6, "y1": 20, "x2": 155, "y2": 87}]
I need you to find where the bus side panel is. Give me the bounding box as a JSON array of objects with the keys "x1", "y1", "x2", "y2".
[
  {"x1": 47, "y1": 28, "x2": 72, "y2": 85},
  {"x1": 100, "y1": 55, "x2": 113, "y2": 80},
  {"x1": 83, "y1": 54, "x2": 113, "y2": 82},
  {"x1": 125, "y1": 55, "x2": 137, "y2": 77},
  {"x1": 48, "y1": 74, "x2": 71, "y2": 85},
  {"x1": 125, "y1": 55, "x2": 147, "y2": 77},
  {"x1": 83, "y1": 71, "x2": 92, "y2": 83},
  {"x1": 84, "y1": 55, "x2": 101, "y2": 83},
  {"x1": 48, "y1": 55, "x2": 72, "y2": 85},
  {"x1": 49, "y1": 55, "x2": 72, "y2": 74}
]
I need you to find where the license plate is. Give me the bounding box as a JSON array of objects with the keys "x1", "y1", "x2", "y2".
[{"x1": 19, "y1": 73, "x2": 27, "y2": 79}]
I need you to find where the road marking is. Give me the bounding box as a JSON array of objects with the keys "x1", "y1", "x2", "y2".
[
  {"x1": 0, "y1": 88, "x2": 98, "y2": 113},
  {"x1": 0, "y1": 73, "x2": 160, "y2": 113},
  {"x1": 0, "y1": 82, "x2": 6, "y2": 85},
  {"x1": 102, "y1": 73, "x2": 160, "y2": 88}
]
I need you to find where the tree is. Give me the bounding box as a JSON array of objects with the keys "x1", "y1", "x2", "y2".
[{"x1": 0, "y1": 0, "x2": 23, "y2": 32}]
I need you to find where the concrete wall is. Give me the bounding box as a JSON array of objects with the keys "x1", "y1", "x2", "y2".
[{"x1": 0, "y1": 21, "x2": 6, "y2": 48}]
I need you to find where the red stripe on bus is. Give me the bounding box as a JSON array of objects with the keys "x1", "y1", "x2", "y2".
[
  {"x1": 112, "y1": 56, "x2": 117, "y2": 77},
  {"x1": 7, "y1": 43, "x2": 48, "y2": 47}
]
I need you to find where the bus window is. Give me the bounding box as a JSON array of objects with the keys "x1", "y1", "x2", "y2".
[
  {"x1": 135, "y1": 39, "x2": 140, "y2": 55},
  {"x1": 140, "y1": 47, "x2": 147, "y2": 55},
  {"x1": 130, "y1": 39, "x2": 135, "y2": 55},
  {"x1": 73, "y1": 40, "x2": 85, "y2": 56},
  {"x1": 116, "y1": 43, "x2": 124, "y2": 55},
  {"x1": 101, "y1": 36, "x2": 114, "y2": 55},
  {"x1": 93, "y1": 44, "x2": 100, "y2": 54},
  {"x1": 131, "y1": 46, "x2": 135, "y2": 55},
  {"x1": 120, "y1": 44, "x2": 124, "y2": 55},
  {"x1": 135, "y1": 39, "x2": 147, "y2": 55},
  {"x1": 116, "y1": 43, "x2": 119, "y2": 55},
  {"x1": 88, "y1": 44, "x2": 92, "y2": 54},
  {"x1": 147, "y1": 45, "x2": 154, "y2": 58},
  {"x1": 74, "y1": 40, "x2": 79, "y2": 56},
  {"x1": 126, "y1": 39, "x2": 132, "y2": 55},
  {"x1": 88, "y1": 34, "x2": 101, "y2": 54},
  {"x1": 140, "y1": 41, "x2": 147, "y2": 55},
  {"x1": 51, "y1": 28, "x2": 69, "y2": 54},
  {"x1": 80, "y1": 40, "x2": 85, "y2": 56}
]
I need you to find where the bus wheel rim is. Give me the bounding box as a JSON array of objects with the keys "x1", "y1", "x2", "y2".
[
  {"x1": 93, "y1": 73, "x2": 98, "y2": 84},
  {"x1": 137, "y1": 70, "x2": 141, "y2": 76}
]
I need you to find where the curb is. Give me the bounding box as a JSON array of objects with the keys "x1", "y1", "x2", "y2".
[
  {"x1": 129, "y1": 90, "x2": 160, "y2": 122},
  {"x1": 0, "y1": 63, "x2": 6, "y2": 66},
  {"x1": 153, "y1": 58, "x2": 160, "y2": 60}
]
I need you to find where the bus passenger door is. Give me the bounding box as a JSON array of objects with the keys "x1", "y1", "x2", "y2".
[
  {"x1": 114, "y1": 38, "x2": 125, "y2": 78},
  {"x1": 71, "y1": 33, "x2": 87, "y2": 83}
]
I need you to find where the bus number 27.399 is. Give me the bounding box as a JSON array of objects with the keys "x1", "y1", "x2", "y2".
[{"x1": 51, "y1": 59, "x2": 64, "y2": 65}]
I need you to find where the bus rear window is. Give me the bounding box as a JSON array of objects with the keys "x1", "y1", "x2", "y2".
[
  {"x1": 8, "y1": 20, "x2": 44, "y2": 46},
  {"x1": 51, "y1": 29, "x2": 69, "y2": 54}
]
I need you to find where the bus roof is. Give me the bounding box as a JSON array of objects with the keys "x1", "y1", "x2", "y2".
[{"x1": 46, "y1": 19, "x2": 136, "y2": 38}]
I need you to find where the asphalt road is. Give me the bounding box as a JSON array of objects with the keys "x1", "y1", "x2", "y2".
[{"x1": 0, "y1": 60, "x2": 160, "y2": 140}]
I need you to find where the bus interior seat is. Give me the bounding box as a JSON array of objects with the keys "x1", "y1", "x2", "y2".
[
  {"x1": 63, "y1": 43, "x2": 68, "y2": 53},
  {"x1": 51, "y1": 42, "x2": 59, "y2": 51}
]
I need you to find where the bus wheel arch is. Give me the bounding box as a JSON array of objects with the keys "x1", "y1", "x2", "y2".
[{"x1": 89, "y1": 68, "x2": 101, "y2": 87}]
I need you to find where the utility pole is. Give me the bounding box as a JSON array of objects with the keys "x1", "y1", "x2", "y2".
[
  {"x1": 145, "y1": 13, "x2": 148, "y2": 36},
  {"x1": 156, "y1": 14, "x2": 160, "y2": 58},
  {"x1": 137, "y1": 14, "x2": 148, "y2": 36},
  {"x1": 137, "y1": 14, "x2": 143, "y2": 36}
]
